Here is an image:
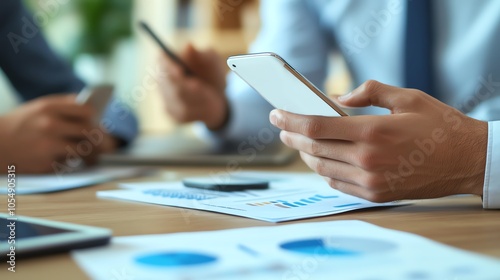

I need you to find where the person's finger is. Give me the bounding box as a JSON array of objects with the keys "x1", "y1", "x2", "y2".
[
  {"x1": 37, "y1": 117, "x2": 92, "y2": 139},
  {"x1": 270, "y1": 109, "x2": 393, "y2": 142},
  {"x1": 335, "y1": 80, "x2": 433, "y2": 112},
  {"x1": 164, "y1": 77, "x2": 207, "y2": 109},
  {"x1": 280, "y1": 131, "x2": 360, "y2": 165},
  {"x1": 181, "y1": 43, "x2": 204, "y2": 69},
  {"x1": 178, "y1": 78, "x2": 205, "y2": 102},
  {"x1": 162, "y1": 54, "x2": 185, "y2": 81},
  {"x1": 34, "y1": 95, "x2": 95, "y2": 122},
  {"x1": 299, "y1": 152, "x2": 362, "y2": 186},
  {"x1": 42, "y1": 138, "x2": 79, "y2": 164},
  {"x1": 321, "y1": 176, "x2": 382, "y2": 202}
]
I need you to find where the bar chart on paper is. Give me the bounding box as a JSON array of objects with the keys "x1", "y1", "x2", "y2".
[
  {"x1": 99, "y1": 173, "x2": 404, "y2": 222},
  {"x1": 247, "y1": 194, "x2": 339, "y2": 208},
  {"x1": 217, "y1": 188, "x2": 402, "y2": 222}
]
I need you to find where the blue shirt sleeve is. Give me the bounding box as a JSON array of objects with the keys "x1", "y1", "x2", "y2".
[
  {"x1": 0, "y1": 1, "x2": 138, "y2": 145},
  {"x1": 483, "y1": 121, "x2": 500, "y2": 209}
]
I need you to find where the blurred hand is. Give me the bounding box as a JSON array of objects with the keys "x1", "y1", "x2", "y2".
[
  {"x1": 270, "y1": 80, "x2": 487, "y2": 202},
  {"x1": 0, "y1": 94, "x2": 118, "y2": 174},
  {"x1": 159, "y1": 43, "x2": 228, "y2": 130}
]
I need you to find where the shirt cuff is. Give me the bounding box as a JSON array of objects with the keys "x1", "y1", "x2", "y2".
[
  {"x1": 100, "y1": 99, "x2": 139, "y2": 146},
  {"x1": 483, "y1": 121, "x2": 500, "y2": 209}
]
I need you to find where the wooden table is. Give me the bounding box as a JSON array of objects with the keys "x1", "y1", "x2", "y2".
[{"x1": 2, "y1": 160, "x2": 500, "y2": 279}]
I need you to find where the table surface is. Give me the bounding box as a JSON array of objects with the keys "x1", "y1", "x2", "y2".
[{"x1": 2, "y1": 160, "x2": 500, "y2": 280}]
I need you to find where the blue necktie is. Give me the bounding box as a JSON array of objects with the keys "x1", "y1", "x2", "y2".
[{"x1": 405, "y1": 0, "x2": 435, "y2": 97}]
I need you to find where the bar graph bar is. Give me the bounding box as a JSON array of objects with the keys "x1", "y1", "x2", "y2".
[{"x1": 247, "y1": 194, "x2": 338, "y2": 208}]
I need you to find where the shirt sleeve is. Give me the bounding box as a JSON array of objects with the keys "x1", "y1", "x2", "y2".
[
  {"x1": 0, "y1": 1, "x2": 138, "y2": 145},
  {"x1": 199, "y1": 0, "x2": 331, "y2": 142},
  {"x1": 483, "y1": 121, "x2": 500, "y2": 209}
]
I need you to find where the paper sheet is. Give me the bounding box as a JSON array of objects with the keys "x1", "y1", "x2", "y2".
[
  {"x1": 72, "y1": 220, "x2": 500, "y2": 280},
  {"x1": 0, "y1": 167, "x2": 146, "y2": 194},
  {"x1": 97, "y1": 172, "x2": 404, "y2": 222}
]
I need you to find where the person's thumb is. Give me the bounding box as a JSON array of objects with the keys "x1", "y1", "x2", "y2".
[{"x1": 336, "y1": 80, "x2": 419, "y2": 113}]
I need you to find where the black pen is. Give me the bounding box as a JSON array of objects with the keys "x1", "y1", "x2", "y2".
[{"x1": 138, "y1": 20, "x2": 195, "y2": 76}]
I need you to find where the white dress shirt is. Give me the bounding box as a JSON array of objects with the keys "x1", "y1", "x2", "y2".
[{"x1": 205, "y1": 0, "x2": 500, "y2": 208}]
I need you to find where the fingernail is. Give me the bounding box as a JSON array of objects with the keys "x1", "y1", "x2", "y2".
[
  {"x1": 269, "y1": 110, "x2": 281, "y2": 126},
  {"x1": 338, "y1": 92, "x2": 352, "y2": 101}
]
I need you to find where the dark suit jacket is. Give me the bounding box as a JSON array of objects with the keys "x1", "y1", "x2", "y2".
[{"x1": 0, "y1": 0, "x2": 138, "y2": 144}]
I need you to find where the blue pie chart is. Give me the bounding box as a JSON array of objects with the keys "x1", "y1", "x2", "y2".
[
  {"x1": 280, "y1": 237, "x2": 396, "y2": 256},
  {"x1": 135, "y1": 252, "x2": 218, "y2": 267}
]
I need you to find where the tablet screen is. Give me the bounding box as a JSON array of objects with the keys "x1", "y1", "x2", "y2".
[{"x1": 1, "y1": 217, "x2": 72, "y2": 240}]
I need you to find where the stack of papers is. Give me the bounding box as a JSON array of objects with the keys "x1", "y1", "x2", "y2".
[
  {"x1": 72, "y1": 220, "x2": 500, "y2": 280},
  {"x1": 0, "y1": 167, "x2": 146, "y2": 194},
  {"x1": 97, "y1": 172, "x2": 404, "y2": 222}
]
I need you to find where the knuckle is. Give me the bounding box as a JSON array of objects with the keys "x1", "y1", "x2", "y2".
[
  {"x1": 408, "y1": 88, "x2": 424, "y2": 97},
  {"x1": 38, "y1": 116, "x2": 56, "y2": 132},
  {"x1": 313, "y1": 158, "x2": 329, "y2": 176},
  {"x1": 325, "y1": 177, "x2": 338, "y2": 189},
  {"x1": 303, "y1": 119, "x2": 321, "y2": 138},
  {"x1": 356, "y1": 149, "x2": 378, "y2": 170},
  {"x1": 359, "y1": 125, "x2": 377, "y2": 141},
  {"x1": 403, "y1": 90, "x2": 421, "y2": 103},
  {"x1": 360, "y1": 173, "x2": 384, "y2": 189},
  {"x1": 34, "y1": 99, "x2": 52, "y2": 113},
  {"x1": 359, "y1": 122, "x2": 386, "y2": 142},
  {"x1": 364, "y1": 192, "x2": 389, "y2": 203},
  {"x1": 362, "y1": 80, "x2": 382, "y2": 93},
  {"x1": 309, "y1": 139, "x2": 323, "y2": 156}
]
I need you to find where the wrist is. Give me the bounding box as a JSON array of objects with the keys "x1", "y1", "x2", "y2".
[
  {"x1": 459, "y1": 119, "x2": 488, "y2": 196},
  {"x1": 205, "y1": 98, "x2": 230, "y2": 131}
]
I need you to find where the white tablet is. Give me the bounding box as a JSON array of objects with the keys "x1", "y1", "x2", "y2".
[{"x1": 1, "y1": 214, "x2": 111, "y2": 258}]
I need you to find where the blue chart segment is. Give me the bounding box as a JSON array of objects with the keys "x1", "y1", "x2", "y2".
[
  {"x1": 280, "y1": 237, "x2": 397, "y2": 256},
  {"x1": 247, "y1": 194, "x2": 338, "y2": 208},
  {"x1": 135, "y1": 252, "x2": 218, "y2": 267},
  {"x1": 143, "y1": 189, "x2": 219, "y2": 201}
]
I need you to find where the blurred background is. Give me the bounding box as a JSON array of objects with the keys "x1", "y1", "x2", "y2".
[{"x1": 0, "y1": 0, "x2": 351, "y2": 135}]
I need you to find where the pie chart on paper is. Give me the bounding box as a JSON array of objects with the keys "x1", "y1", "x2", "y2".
[{"x1": 135, "y1": 251, "x2": 218, "y2": 267}]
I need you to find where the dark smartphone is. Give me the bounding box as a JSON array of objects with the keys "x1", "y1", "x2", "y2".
[
  {"x1": 138, "y1": 20, "x2": 194, "y2": 76},
  {"x1": 182, "y1": 177, "x2": 269, "y2": 192}
]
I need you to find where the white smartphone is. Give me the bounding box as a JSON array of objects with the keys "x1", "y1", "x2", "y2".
[
  {"x1": 227, "y1": 52, "x2": 347, "y2": 117},
  {"x1": 75, "y1": 85, "x2": 114, "y2": 123},
  {"x1": 0, "y1": 214, "x2": 111, "y2": 257}
]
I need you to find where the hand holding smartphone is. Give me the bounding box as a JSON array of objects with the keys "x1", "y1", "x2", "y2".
[{"x1": 227, "y1": 53, "x2": 348, "y2": 117}]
